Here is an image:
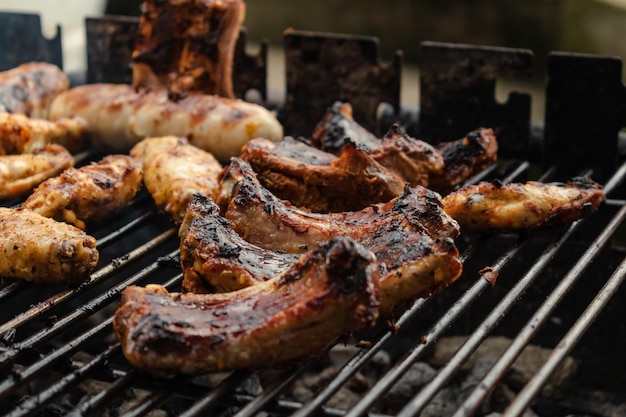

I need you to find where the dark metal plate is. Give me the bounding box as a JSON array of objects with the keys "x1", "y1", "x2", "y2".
[
  {"x1": 0, "y1": 12, "x2": 63, "y2": 71},
  {"x1": 282, "y1": 29, "x2": 402, "y2": 137}
]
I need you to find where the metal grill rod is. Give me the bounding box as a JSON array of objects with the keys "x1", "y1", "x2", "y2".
[
  {"x1": 505, "y1": 252, "x2": 626, "y2": 416},
  {"x1": 0, "y1": 228, "x2": 176, "y2": 338},
  {"x1": 451, "y1": 189, "x2": 626, "y2": 416}
]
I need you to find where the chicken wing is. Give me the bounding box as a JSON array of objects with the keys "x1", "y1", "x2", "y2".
[
  {"x1": 239, "y1": 137, "x2": 406, "y2": 212},
  {"x1": 0, "y1": 112, "x2": 88, "y2": 155},
  {"x1": 215, "y1": 158, "x2": 459, "y2": 254},
  {"x1": 0, "y1": 62, "x2": 69, "y2": 119},
  {"x1": 0, "y1": 207, "x2": 98, "y2": 284},
  {"x1": 114, "y1": 236, "x2": 379, "y2": 374},
  {"x1": 130, "y1": 136, "x2": 222, "y2": 224},
  {"x1": 442, "y1": 177, "x2": 605, "y2": 233},
  {"x1": 22, "y1": 154, "x2": 143, "y2": 229},
  {"x1": 0, "y1": 143, "x2": 74, "y2": 200}
]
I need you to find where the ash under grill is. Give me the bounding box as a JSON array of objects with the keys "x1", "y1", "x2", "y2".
[{"x1": 1, "y1": 11, "x2": 626, "y2": 417}]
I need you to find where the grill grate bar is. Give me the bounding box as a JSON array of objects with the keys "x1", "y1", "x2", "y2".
[
  {"x1": 505, "y1": 253, "x2": 626, "y2": 416},
  {"x1": 343, "y1": 235, "x2": 527, "y2": 417},
  {"x1": 0, "y1": 281, "x2": 26, "y2": 302},
  {"x1": 0, "y1": 228, "x2": 176, "y2": 338},
  {"x1": 451, "y1": 193, "x2": 626, "y2": 416},
  {"x1": 0, "y1": 247, "x2": 178, "y2": 370},
  {"x1": 396, "y1": 217, "x2": 581, "y2": 416}
]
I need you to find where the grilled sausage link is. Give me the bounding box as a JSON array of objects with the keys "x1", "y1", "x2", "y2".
[
  {"x1": 0, "y1": 207, "x2": 98, "y2": 284},
  {"x1": 0, "y1": 62, "x2": 69, "y2": 119},
  {"x1": 49, "y1": 84, "x2": 283, "y2": 163}
]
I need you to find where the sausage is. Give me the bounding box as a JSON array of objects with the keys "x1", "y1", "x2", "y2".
[
  {"x1": 0, "y1": 62, "x2": 69, "y2": 119},
  {"x1": 49, "y1": 84, "x2": 284, "y2": 163}
]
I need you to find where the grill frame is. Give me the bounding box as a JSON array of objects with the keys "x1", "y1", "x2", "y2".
[{"x1": 1, "y1": 10, "x2": 626, "y2": 417}]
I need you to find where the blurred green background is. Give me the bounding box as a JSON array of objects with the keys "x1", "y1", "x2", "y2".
[{"x1": 105, "y1": 0, "x2": 626, "y2": 72}]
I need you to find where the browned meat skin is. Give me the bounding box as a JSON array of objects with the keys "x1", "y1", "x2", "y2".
[
  {"x1": 0, "y1": 112, "x2": 88, "y2": 155},
  {"x1": 442, "y1": 177, "x2": 605, "y2": 233},
  {"x1": 428, "y1": 128, "x2": 499, "y2": 194},
  {"x1": 181, "y1": 194, "x2": 462, "y2": 317},
  {"x1": 309, "y1": 102, "x2": 444, "y2": 187},
  {"x1": 179, "y1": 193, "x2": 299, "y2": 292},
  {"x1": 239, "y1": 137, "x2": 406, "y2": 212},
  {"x1": 369, "y1": 123, "x2": 444, "y2": 187},
  {"x1": 130, "y1": 136, "x2": 222, "y2": 224},
  {"x1": 310, "y1": 101, "x2": 381, "y2": 151},
  {"x1": 215, "y1": 158, "x2": 459, "y2": 254},
  {"x1": 0, "y1": 144, "x2": 75, "y2": 200},
  {"x1": 49, "y1": 84, "x2": 283, "y2": 163},
  {"x1": 0, "y1": 62, "x2": 69, "y2": 119},
  {"x1": 132, "y1": 0, "x2": 246, "y2": 99},
  {"x1": 22, "y1": 154, "x2": 143, "y2": 230},
  {"x1": 113, "y1": 236, "x2": 379, "y2": 374},
  {"x1": 0, "y1": 207, "x2": 98, "y2": 284}
]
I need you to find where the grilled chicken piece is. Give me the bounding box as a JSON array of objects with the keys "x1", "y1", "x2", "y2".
[
  {"x1": 0, "y1": 207, "x2": 98, "y2": 284},
  {"x1": 130, "y1": 136, "x2": 222, "y2": 224},
  {"x1": 181, "y1": 193, "x2": 462, "y2": 316},
  {"x1": 21, "y1": 154, "x2": 143, "y2": 230},
  {"x1": 114, "y1": 236, "x2": 379, "y2": 374},
  {"x1": 239, "y1": 137, "x2": 406, "y2": 212},
  {"x1": 0, "y1": 62, "x2": 69, "y2": 119},
  {"x1": 442, "y1": 177, "x2": 605, "y2": 233},
  {"x1": 428, "y1": 128, "x2": 499, "y2": 194},
  {"x1": 132, "y1": 0, "x2": 245, "y2": 99},
  {"x1": 309, "y1": 103, "x2": 444, "y2": 186},
  {"x1": 0, "y1": 112, "x2": 88, "y2": 155},
  {"x1": 49, "y1": 83, "x2": 283, "y2": 163},
  {"x1": 215, "y1": 158, "x2": 459, "y2": 254},
  {"x1": 179, "y1": 193, "x2": 299, "y2": 292},
  {"x1": 0, "y1": 144, "x2": 74, "y2": 200}
]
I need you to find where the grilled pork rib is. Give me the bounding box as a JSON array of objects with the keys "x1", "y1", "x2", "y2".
[
  {"x1": 428, "y1": 128, "x2": 499, "y2": 194},
  {"x1": 22, "y1": 154, "x2": 143, "y2": 230},
  {"x1": 0, "y1": 62, "x2": 69, "y2": 119},
  {"x1": 130, "y1": 136, "x2": 222, "y2": 224},
  {"x1": 0, "y1": 112, "x2": 88, "y2": 155},
  {"x1": 132, "y1": 0, "x2": 246, "y2": 99},
  {"x1": 239, "y1": 137, "x2": 406, "y2": 212},
  {"x1": 0, "y1": 144, "x2": 74, "y2": 200},
  {"x1": 114, "y1": 236, "x2": 379, "y2": 374},
  {"x1": 49, "y1": 83, "x2": 283, "y2": 163},
  {"x1": 442, "y1": 177, "x2": 605, "y2": 232},
  {"x1": 0, "y1": 207, "x2": 98, "y2": 284},
  {"x1": 215, "y1": 158, "x2": 459, "y2": 254},
  {"x1": 310, "y1": 101, "x2": 381, "y2": 151},
  {"x1": 181, "y1": 193, "x2": 462, "y2": 316},
  {"x1": 179, "y1": 194, "x2": 299, "y2": 292}
]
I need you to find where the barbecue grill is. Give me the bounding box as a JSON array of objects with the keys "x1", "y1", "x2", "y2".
[{"x1": 1, "y1": 11, "x2": 626, "y2": 417}]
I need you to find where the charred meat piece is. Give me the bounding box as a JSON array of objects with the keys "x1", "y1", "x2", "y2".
[
  {"x1": 0, "y1": 144, "x2": 74, "y2": 200},
  {"x1": 22, "y1": 154, "x2": 143, "y2": 230},
  {"x1": 239, "y1": 137, "x2": 405, "y2": 212},
  {"x1": 442, "y1": 177, "x2": 605, "y2": 233},
  {"x1": 428, "y1": 128, "x2": 499, "y2": 194},
  {"x1": 113, "y1": 236, "x2": 379, "y2": 374},
  {"x1": 182, "y1": 194, "x2": 462, "y2": 317},
  {"x1": 132, "y1": 0, "x2": 246, "y2": 99},
  {"x1": 0, "y1": 207, "x2": 98, "y2": 284},
  {"x1": 0, "y1": 62, "x2": 69, "y2": 119},
  {"x1": 49, "y1": 83, "x2": 283, "y2": 163},
  {"x1": 310, "y1": 101, "x2": 381, "y2": 151},
  {"x1": 130, "y1": 136, "x2": 222, "y2": 224},
  {"x1": 215, "y1": 158, "x2": 459, "y2": 254},
  {"x1": 0, "y1": 112, "x2": 88, "y2": 155},
  {"x1": 179, "y1": 193, "x2": 299, "y2": 292},
  {"x1": 309, "y1": 102, "x2": 444, "y2": 187}
]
